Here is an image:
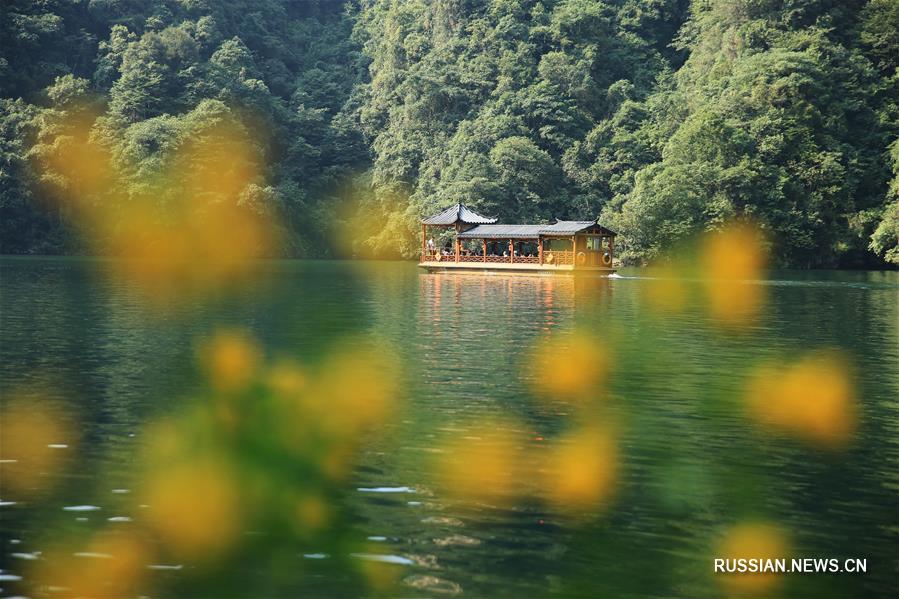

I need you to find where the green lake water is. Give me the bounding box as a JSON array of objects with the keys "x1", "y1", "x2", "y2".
[{"x1": 1, "y1": 257, "x2": 897, "y2": 597}]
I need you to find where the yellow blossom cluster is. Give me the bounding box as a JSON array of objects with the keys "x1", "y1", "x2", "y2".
[
  {"x1": 137, "y1": 330, "x2": 399, "y2": 560},
  {"x1": 433, "y1": 419, "x2": 620, "y2": 514},
  {"x1": 715, "y1": 522, "x2": 789, "y2": 596},
  {"x1": 39, "y1": 111, "x2": 277, "y2": 302},
  {"x1": 0, "y1": 388, "x2": 76, "y2": 499},
  {"x1": 33, "y1": 529, "x2": 152, "y2": 599},
  {"x1": 745, "y1": 351, "x2": 856, "y2": 447},
  {"x1": 643, "y1": 222, "x2": 769, "y2": 327},
  {"x1": 434, "y1": 332, "x2": 620, "y2": 514},
  {"x1": 25, "y1": 329, "x2": 400, "y2": 595}
]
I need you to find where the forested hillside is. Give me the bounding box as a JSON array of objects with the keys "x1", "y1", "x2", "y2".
[{"x1": 2, "y1": 0, "x2": 897, "y2": 266}]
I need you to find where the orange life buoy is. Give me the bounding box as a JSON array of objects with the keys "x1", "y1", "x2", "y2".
[
  {"x1": 602, "y1": 252, "x2": 612, "y2": 266},
  {"x1": 576, "y1": 251, "x2": 587, "y2": 266}
]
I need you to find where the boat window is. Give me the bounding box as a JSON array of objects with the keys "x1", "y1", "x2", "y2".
[{"x1": 586, "y1": 237, "x2": 603, "y2": 251}]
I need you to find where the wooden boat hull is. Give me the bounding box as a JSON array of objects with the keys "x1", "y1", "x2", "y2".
[{"x1": 418, "y1": 260, "x2": 616, "y2": 275}]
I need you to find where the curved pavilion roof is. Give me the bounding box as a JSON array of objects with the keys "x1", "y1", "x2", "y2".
[
  {"x1": 421, "y1": 203, "x2": 498, "y2": 226},
  {"x1": 457, "y1": 221, "x2": 617, "y2": 239}
]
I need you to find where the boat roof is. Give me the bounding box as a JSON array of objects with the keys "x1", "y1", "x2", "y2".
[
  {"x1": 421, "y1": 203, "x2": 498, "y2": 225},
  {"x1": 457, "y1": 221, "x2": 616, "y2": 239}
]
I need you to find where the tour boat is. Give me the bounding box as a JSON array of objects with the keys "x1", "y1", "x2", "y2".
[{"x1": 418, "y1": 203, "x2": 617, "y2": 274}]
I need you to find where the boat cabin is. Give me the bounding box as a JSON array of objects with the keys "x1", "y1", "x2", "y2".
[{"x1": 419, "y1": 203, "x2": 616, "y2": 273}]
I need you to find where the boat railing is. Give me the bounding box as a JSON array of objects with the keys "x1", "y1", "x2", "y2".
[
  {"x1": 420, "y1": 250, "x2": 451, "y2": 262},
  {"x1": 544, "y1": 250, "x2": 573, "y2": 265},
  {"x1": 421, "y1": 249, "x2": 574, "y2": 265}
]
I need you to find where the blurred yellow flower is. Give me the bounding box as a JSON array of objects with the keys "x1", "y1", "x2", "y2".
[
  {"x1": 531, "y1": 332, "x2": 611, "y2": 402},
  {"x1": 143, "y1": 458, "x2": 240, "y2": 559},
  {"x1": 435, "y1": 424, "x2": 523, "y2": 506},
  {"x1": 745, "y1": 352, "x2": 856, "y2": 447},
  {"x1": 319, "y1": 442, "x2": 356, "y2": 481},
  {"x1": 0, "y1": 394, "x2": 74, "y2": 498},
  {"x1": 295, "y1": 494, "x2": 331, "y2": 533},
  {"x1": 267, "y1": 360, "x2": 309, "y2": 399},
  {"x1": 701, "y1": 223, "x2": 768, "y2": 326},
  {"x1": 541, "y1": 425, "x2": 618, "y2": 511},
  {"x1": 716, "y1": 522, "x2": 789, "y2": 595},
  {"x1": 33, "y1": 529, "x2": 151, "y2": 599},
  {"x1": 38, "y1": 110, "x2": 278, "y2": 300},
  {"x1": 199, "y1": 329, "x2": 262, "y2": 393},
  {"x1": 312, "y1": 344, "x2": 399, "y2": 436},
  {"x1": 267, "y1": 360, "x2": 319, "y2": 454}
]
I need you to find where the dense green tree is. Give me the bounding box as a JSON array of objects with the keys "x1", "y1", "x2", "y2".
[
  {"x1": 0, "y1": 99, "x2": 48, "y2": 253},
  {"x1": 870, "y1": 139, "x2": 899, "y2": 264},
  {"x1": 0, "y1": 0, "x2": 896, "y2": 266},
  {"x1": 860, "y1": 0, "x2": 899, "y2": 74},
  {"x1": 597, "y1": 0, "x2": 897, "y2": 266},
  {"x1": 2, "y1": 0, "x2": 367, "y2": 256},
  {"x1": 349, "y1": 0, "x2": 686, "y2": 256}
]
